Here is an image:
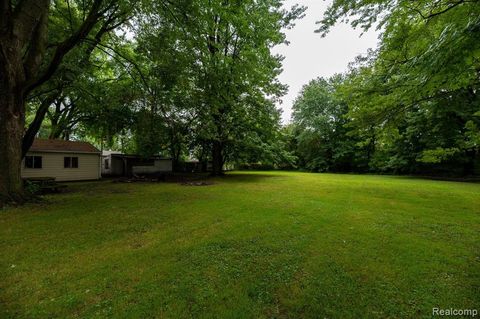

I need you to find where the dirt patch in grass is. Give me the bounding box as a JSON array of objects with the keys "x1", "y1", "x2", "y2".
[
  {"x1": 181, "y1": 181, "x2": 214, "y2": 186},
  {"x1": 114, "y1": 172, "x2": 212, "y2": 184}
]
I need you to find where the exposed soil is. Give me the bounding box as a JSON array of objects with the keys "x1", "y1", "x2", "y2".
[{"x1": 114, "y1": 172, "x2": 213, "y2": 185}]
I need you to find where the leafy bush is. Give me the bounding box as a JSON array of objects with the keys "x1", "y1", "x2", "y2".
[{"x1": 24, "y1": 181, "x2": 41, "y2": 195}]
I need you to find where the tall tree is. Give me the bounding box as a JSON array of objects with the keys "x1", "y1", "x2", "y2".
[
  {"x1": 134, "y1": 0, "x2": 304, "y2": 174},
  {"x1": 0, "y1": 0, "x2": 132, "y2": 202},
  {"x1": 187, "y1": 0, "x2": 304, "y2": 175}
]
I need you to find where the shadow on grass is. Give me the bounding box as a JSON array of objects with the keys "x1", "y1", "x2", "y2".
[
  {"x1": 219, "y1": 172, "x2": 286, "y2": 183},
  {"x1": 394, "y1": 175, "x2": 480, "y2": 183}
]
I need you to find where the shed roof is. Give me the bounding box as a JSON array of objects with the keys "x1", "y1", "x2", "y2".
[{"x1": 29, "y1": 139, "x2": 100, "y2": 154}]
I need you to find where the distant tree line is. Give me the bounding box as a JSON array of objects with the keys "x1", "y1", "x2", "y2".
[{"x1": 283, "y1": 0, "x2": 480, "y2": 176}]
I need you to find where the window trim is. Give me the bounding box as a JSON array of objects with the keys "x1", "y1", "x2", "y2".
[
  {"x1": 64, "y1": 156, "x2": 79, "y2": 169},
  {"x1": 25, "y1": 156, "x2": 42, "y2": 169}
]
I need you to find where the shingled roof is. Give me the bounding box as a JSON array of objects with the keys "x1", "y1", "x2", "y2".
[{"x1": 29, "y1": 139, "x2": 100, "y2": 154}]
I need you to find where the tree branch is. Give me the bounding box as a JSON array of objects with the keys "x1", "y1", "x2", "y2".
[
  {"x1": 425, "y1": 0, "x2": 467, "y2": 20},
  {"x1": 24, "y1": 0, "x2": 105, "y2": 94},
  {"x1": 22, "y1": 92, "x2": 58, "y2": 156},
  {"x1": 12, "y1": 0, "x2": 49, "y2": 46},
  {"x1": 0, "y1": 0, "x2": 11, "y2": 31},
  {"x1": 23, "y1": 10, "x2": 48, "y2": 80}
]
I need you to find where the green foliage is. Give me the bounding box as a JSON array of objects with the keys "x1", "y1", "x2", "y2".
[
  {"x1": 134, "y1": 110, "x2": 165, "y2": 158},
  {"x1": 26, "y1": 0, "x2": 304, "y2": 171},
  {"x1": 288, "y1": 0, "x2": 480, "y2": 176},
  {"x1": 321, "y1": 0, "x2": 480, "y2": 125},
  {"x1": 418, "y1": 148, "x2": 459, "y2": 164},
  {"x1": 291, "y1": 76, "x2": 360, "y2": 172},
  {"x1": 130, "y1": 0, "x2": 304, "y2": 169},
  {"x1": 26, "y1": 0, "x2": 137, "y2": 145},
  {"x1": 23, "y1": 180, "x2": 41, "y2": 196}
]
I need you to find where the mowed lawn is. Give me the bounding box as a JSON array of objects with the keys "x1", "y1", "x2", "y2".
[{"x1": 1, "y1": 172, "x2": 479, "y2": 318}]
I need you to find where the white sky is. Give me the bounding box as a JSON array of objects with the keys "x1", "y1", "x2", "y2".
[{"x1": 273, "y1": 0, "x2": 380, "y2": 122}]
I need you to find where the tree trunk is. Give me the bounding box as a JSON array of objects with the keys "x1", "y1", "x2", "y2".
[
  {"x1": 0, "y1": 36, "x2": 27, "y2": 203},
  {"x1": 0, "y1": 85, "x2": 27, "y2": 203},
  {"x1": 171, "y1": 147, "x2": 181, "y2": 172},
  {"x1": 0, "y1": 0, "x2": 48, "y2": 203},
  {"x1": 169, "y1": 132, "x2": 181, "y2": 172},
  {"x1": 211, "y1": 140, "x2": 224, "y2": 176},
  {"x1": 23, "y1": 93, "x2": 58, "y2": 156},
  {"x1": 198, "y1": 142, "x2": 208, "y2": 173},
  {"x1": 463, "y1": 149, "x2": 477, "y2": 176},
  {"x1": 1, "y1": 0, "x2": 121, "y2": 204}
]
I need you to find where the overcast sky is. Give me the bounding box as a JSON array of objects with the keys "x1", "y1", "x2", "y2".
[{"x1": 273, "y1": 0, "x2": 380, "y2": 122}]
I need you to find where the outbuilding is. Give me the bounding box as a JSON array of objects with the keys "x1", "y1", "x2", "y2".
[
  {"x1": 102, "y1": 152, "x2": 173, "y2": 177},
  {"x1": 21, "y1": 139, "x2": 101, "y2": 181}
]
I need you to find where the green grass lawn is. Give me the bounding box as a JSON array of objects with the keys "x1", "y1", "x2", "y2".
[{"x1": 1, "y1": 171, "x2": 479, "y2": 318}]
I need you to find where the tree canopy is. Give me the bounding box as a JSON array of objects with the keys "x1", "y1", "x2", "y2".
[
  {"x1": 287, "y1": 0, "x2": 479, "y2": 175},
  {"x1": 0, "y1": 0, "x2": 305, "y2": 202}
]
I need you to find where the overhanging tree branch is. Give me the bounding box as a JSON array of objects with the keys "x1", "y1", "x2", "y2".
[
  {"x1": 24, "y1": 0, "x2": 105, "y2": 94},
  {"x1": 22, "y1": 2, "x2": 132, "y2": 156},
  {"x1": 21, "y1": 92, "x2": 58, "y2": 156},
  {"x1": 12, "y1": 0, "x2": 49, "y2": 46},
  {"x1": 0, "y1": 0, "x2": 11, "y2": 30}
]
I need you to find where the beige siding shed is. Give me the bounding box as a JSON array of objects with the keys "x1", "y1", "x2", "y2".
[{"x1": 21, "y1": 139, "x2": 101, "y2": 182}]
